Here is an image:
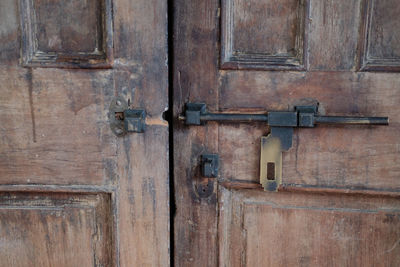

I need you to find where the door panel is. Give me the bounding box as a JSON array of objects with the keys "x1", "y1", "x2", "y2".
[
  {"x1": 174, "y1": 0, "x2": 400, "y2": 265},
  {"x1": 0, "y1": 0, "x2": 169, "y2": 266},
  {"x1": 360, "y1": 0, "x2": 400, "y2": 71},
  {"x1": 219, "y1": 189, "x2": 400, "y2": 267},
  {"x1": 221, "y1": 0, "x2": 307, "y2": 70},
  {"x1": 0, "y1": 192, "x2": 112, "y2": 267},
  {"x1": 20, "y1": 0, "x2": 113, "y2": 68},
  {"x1": 0, "y1": 69, "x2": 116, "y2": 184}
]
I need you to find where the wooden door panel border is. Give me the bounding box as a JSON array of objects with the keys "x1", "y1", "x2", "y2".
[
  {"x1": 358, "y1": 0, "x2": 400, "y2": 71},
  {"x1": 221, "y1": 180, "x2": 400, "y2": 197},
  {"x1": 219, "y1": 188, "x2": 400, "y2": 266},
  {"x1": 0, "y1": 190, "x2": 117, "y2": 266},
  {"x1": 19, "y1": 0, "x2": 114, "y2": 68},
  {"x1": 220, "y1": 0, "x2": 309, "y2": 70}
]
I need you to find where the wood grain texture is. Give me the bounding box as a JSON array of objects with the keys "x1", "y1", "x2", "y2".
[
  {"x1": 173, "y1": 0, "x2": 220, "y2": 265},
  {"x1": 359, "y1": 0, "x2": 400, "y2": 71},
  {"x1": 219, "y1": 188, "x2": 400, "y2": 267},
  {"x1": 0, "y1": 0, "x2": 19, "y2": 63},
  {"x1": 221, "y1": 0, "x2": 308, "y2": 70},
  {"x1": 218, "y1": 123, "x2": 266, "y2": 182},
  {"x1": 309, "y1": 0, "x2": 362, "y2": 70},
  {"x1": 0, "y1": 192, "x2": 113, "y2": 267},
  {"x1": 0, "y1": 0, "x2": 169, "y2": 266},
  {"x1": 20, "y1": 0, "x2": 113, "y2": 68},
  {"x1": 175, "y1": 0, "x2": 400, "y2": 265},
  {"x1": 113, "y1": 0, "x2": 169, "y2": 265},
  {"x1": 0, "y1": 67, "x2": 117, "y2": 185},
  {"x1": 34, "y1": 0, "x2": 101, "y2": 53}
]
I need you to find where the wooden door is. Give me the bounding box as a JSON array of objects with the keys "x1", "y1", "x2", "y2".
[
  {"x1": 173, "y1": 0, "x2": 400, "y2": 266},
  {"x1": 0, "y1": 0, "x2": 168, "y2": 266}
]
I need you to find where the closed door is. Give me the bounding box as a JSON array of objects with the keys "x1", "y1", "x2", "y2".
[
  {"x1": 173, "y1": 0, "x2": 400, "y2": 266},
  {"x1": 0, "y1": 0, "x2": 168, "y2": 266}
]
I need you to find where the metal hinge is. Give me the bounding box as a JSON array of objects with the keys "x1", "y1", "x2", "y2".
[
  {"x1": 179, "y1": 102, "x2": 388, "y2": 191},
  {"x1": 109, "y1": 96, "x2": 146, "y2": 135}
]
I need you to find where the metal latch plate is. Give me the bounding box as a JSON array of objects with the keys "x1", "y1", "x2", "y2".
[
  {"x1": 260, "y1": 127, "x2": 293, "y2": 191},
  {"x1": 109, "y1": 96, "x2": 146, "y2": 135}
]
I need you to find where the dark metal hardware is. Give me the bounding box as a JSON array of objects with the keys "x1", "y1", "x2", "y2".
[
  {"x1": 109, "y1": 96, "x2": 146, "y2": 135},
  {"x1": 201, "y1": 154, "x2": 219, "y2": 178},
  {"x1": 180, "y1": 102, "x2": 388, "y2": 191},
  {"x1": 124, "y1": 109, "x2": 146, "y2": 133},
  {"x1": 180, "y1": 103, "x2": 388, "y2": 127}
]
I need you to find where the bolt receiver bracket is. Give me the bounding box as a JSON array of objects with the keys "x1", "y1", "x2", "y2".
[{"x1": 109, "y1": 96, "x2": 146, "y2": 136}]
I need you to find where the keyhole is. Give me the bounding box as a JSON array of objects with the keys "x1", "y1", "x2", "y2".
[{"x1": 267, "y1": 162, "x2": 275, "y2": 180}]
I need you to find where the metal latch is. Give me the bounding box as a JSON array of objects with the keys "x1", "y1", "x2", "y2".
[
  {"x1": 179, "y1": 102, "x2": 388, "y2": 191},
  {"x1": 109, "y1": 96, "x2": 146, "y2": 135}
]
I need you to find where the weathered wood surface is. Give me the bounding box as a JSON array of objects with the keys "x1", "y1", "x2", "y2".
[
  {"x1": 221, "y1": 0, "x2": 308, "y2": 70},
  {"x1": 173, "y1": 0, "x2": 220, "y2": 265},
  {"x1": 0, "y1": 192, "x2": 113, "y2": 267},
  {"x1": 0, "y1": 67, "x2": 117, "y2": 185},
  {"x1": 19, "y1": 0, "x2": 113, "y2": 68},
  {"x1": 359, "y1": 0, "x2": 400, "y2": 71},
  {"x1": 219, "y1": 188, "x2": 400, "y2": 267},
  {"x1": 174, "y1": 0, "x2": 400, "y2": 265},
  {"x1": 0, "y1": 0, "x2": 169, "y2": 266}
]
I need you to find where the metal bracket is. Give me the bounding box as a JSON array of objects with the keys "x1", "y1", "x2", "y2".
[
  {"x1": 109, "y1": 96, "x2": 146, "y2": 136},
  {"x1": 201, "y1": 154, "x2": 219, "y2": 178},
  {"x1": 185, "y1": 103, "x2": 207, "y2": 125},
  {"x1": 124, "y1": 109, "x2": 146, "y2": 133}
]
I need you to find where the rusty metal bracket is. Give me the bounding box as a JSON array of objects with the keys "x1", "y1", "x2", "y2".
[
  {"x1": 179, "y1": 102, "x2": 389, "y2": 191},
  {"x1": 109, "y1": 96, "x2": 146, "y2": 136}
]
